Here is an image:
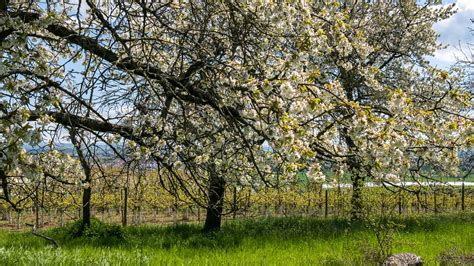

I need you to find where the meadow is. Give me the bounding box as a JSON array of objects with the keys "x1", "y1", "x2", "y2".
[{"x1": 0, "y1": 212, "x2": 472, "y2": 265}]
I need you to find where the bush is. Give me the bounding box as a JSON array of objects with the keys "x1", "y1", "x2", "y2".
[{"x1": 64, "y1": 218, "x2": 126, "y2": 244}]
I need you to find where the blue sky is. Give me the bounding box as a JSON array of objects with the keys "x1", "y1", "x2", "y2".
[{"x1": 429, "y1": 0, "x2": 473, "y2": 68}]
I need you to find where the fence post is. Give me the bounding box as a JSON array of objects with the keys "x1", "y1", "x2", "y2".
[
  {"x1": 461, "y1": 181, "x2": 465, "y2": 211},
  {"x1": 325, "y1": 189, "x2": 328, "y2": 218},
  {"x1": 443, "y1": 188, "x2": 447, "y2": 211},
  {"x1": 16, "y1": 211, "x2": 21, "y2": 229},
  {"x1": 424, "y1": 192, "x2": 428, "y2": 213},
  {"x1": 398, "y1": 193, "x2": 402, "y2": 215},
  {"x1": 35, "y1": 188, "x2": 39, "y2": 228},
  {"x1": 197, "y1": 206, "x2": 201, "y2": 222},
  {"x1": 122, "y1": 187, "x2": 128, "y2": 226},
  {"x1": 233, "y1": 186, "x2": 237, "y2": 219},
  {"x1": 381, "y1": 195, "x2": 384, "y2": 215},
  {"x1": 337, "y1": 184, "x2": 341, "y2": 216},
  {"x1": 59, "y1": 209, "x2": 64, "y2": 227}
]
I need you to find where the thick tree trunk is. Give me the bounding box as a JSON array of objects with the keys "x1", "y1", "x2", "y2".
[
  {"x1": 350, "y1": 175, "x2": 364, "y2": 220},
  {"x1": 340, "y1": 69, "x2": 367, "y2": 221},
  {"x1": 69, "y1": 128, "x2": 92, "y2": 227},
  {"x1": 82, "y1": 186, "x2": 92, "y2": 226},
  {"x1": 203, "y1": 171, "x2": 225, "y2": 233}
]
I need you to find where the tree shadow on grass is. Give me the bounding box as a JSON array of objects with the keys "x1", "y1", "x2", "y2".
[{"x1": 2, "y1": 212, "x2": 472, "y2": 251}]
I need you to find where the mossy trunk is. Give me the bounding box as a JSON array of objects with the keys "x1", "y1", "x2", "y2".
[{"x1": 351, "y1": 176, "x2": 364, "y2": 220}]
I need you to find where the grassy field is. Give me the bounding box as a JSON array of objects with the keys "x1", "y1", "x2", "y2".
[{"x1": 0, "y1": 212, "x2": 472, "y2": 265}]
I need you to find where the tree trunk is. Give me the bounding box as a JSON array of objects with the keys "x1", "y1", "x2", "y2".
[
  {"x1": 350, "y1": 176, "x2": 364, "y2": 220},
  {"x1": 69, "y1": 127, "x2": 92, "y2": 227},
  {"x1": 203, "y1": 171, "x2": 225, "y2": 233},
  {"x1": 82, "y1": 186, "x2": 91, "y2": 226}
]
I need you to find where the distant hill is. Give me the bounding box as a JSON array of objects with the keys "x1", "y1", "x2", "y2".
[{"x1": 24, "y1": 142, "x2": 120, "y2": 157}]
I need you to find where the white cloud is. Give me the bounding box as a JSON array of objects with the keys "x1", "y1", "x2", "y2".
[
  {"x1": 455, "y1": 0, "x2": 474, "y2": 11},
  {"x1": 430, "y1": 0, "x2": 473, "y2": 68}
]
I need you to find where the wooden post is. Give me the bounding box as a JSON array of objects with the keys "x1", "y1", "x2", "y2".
[
  {"x1": 138, "y1": 206, "x2": 142, "y2": 224},
  {"x1": 461, "y1": 181, "x2": 465, "y2": 211},
  {"x1": 340, "y1": 189, "x2": 344, "y2": 217},
  {"x1": 7, "y1": 208, "x2": 12, "y2": 223},
  {"x1": 41, "y1": 207, "x2": 45, "y2": 227},
  {"x1": 183, "y1": 207, "x2": 189, "y2": 221},
  {"x1": 324, "y1": 189, "x2": 328, "y2": 218},
  {"x1": 16, "y1": 211, "x2": 21, "y2": 229},
  {"x1": 424, "y1": 192, "x2": 428, "y2": 213},
  {"x1": 381, "y1": 196, "x2": 385, "y2": 215},
  {"x1": 337, "y1": 184, "x2": 341, "y2": 216},
  {"x1": 416, "y1": 197, "x2": 420, "y2": 214},
  {"x1": 318, "y1": 186, "x2": 323, "y2": 213},
  {"x1": 173, "y1": 205, "x2": 177, "y2": 225},
  {"x1": 398, "y1": 193, "x2": 402, "y2": 215},
  {"x1": 443, "y1": 187, "x2": 447, "y2": 211},
  {"x1": 197, "y1": 207, "x2": 201, "y2": 222},
  {"x1": 246, "y1": 189, "x2": 251, "y2": 217},
  {"x1": 35, "y1": 188, "x2": 39, "y2": 228},
  {"x1": 59, "y1": 209, "x2": 64, "y2": 227},
  {"x1": 122, "y1": 187, "x2": 128, "y2": 226},
  {"x1": 233, "y1": 186, "x2": 237, "y2": 219}
]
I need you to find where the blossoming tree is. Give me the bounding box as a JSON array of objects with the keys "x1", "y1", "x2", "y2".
[{"x1": 1, "y1": 0, "x2": 472, "y2": 231}]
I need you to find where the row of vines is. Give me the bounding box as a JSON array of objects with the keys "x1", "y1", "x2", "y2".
[{"x1": 1, "y1": 167, "x2": 472, "y2": 229}]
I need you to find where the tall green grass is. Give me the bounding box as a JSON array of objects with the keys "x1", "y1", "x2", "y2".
[{"x1": 0, "y1": 212, "x2": 472, "y2": 265}]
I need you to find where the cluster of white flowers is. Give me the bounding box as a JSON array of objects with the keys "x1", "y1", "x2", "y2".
[{"x1": 307, "y1": 163, "x2": 325, "y2": 183}]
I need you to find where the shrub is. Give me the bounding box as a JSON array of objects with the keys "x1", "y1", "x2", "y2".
[{"x1": 64, "y1": 218, "x2": 126, "y2": 244}]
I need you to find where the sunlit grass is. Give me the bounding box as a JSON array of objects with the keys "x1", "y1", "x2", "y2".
[{"x1": 0, "y1": 212, "x2": 472, "y2": 265}]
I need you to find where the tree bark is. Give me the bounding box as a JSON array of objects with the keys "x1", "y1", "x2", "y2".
[
  {"x1": 350, "y1": 175, "x2": 364, "y2": 220},
  {"x1": 203, "y1": 170, "x2": 225, "y2": 233},
  {"x1": 69, "y1": 128, "x2": 92, "y2": 227},
  {"x1": 82, "y1": 186, "x2": 92, "y2": 226}
]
